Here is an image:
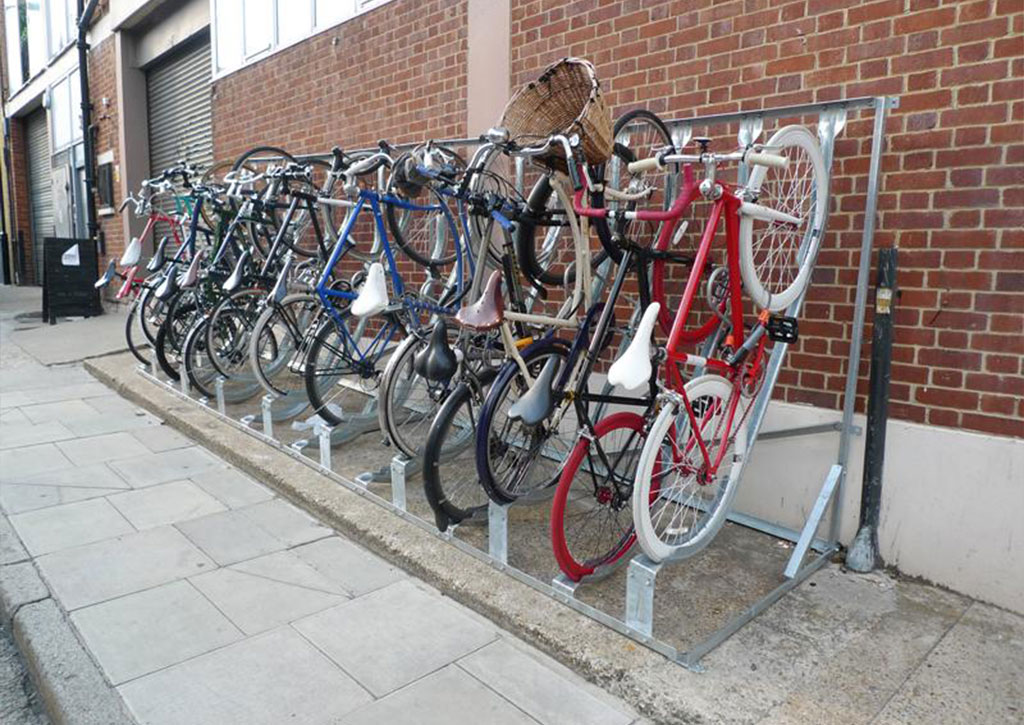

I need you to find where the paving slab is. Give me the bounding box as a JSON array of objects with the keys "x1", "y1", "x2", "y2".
[
  {"x1": 70, "y1": 580, "x2": 243, "y2": 684},
  {"x1": 0, "y1": 420, "x2": 77, "y2": 450},
  {"x1": 13, "y1": 599, "x2": 134, "y2": 725},
  {"x1": 0, "y1": 482, "x2": 124, "y2": 515},
  {"x1": 874, "y1": 601, "x2": 1023, "y2": 725},
  {"x1": 191, "y1": 566, "x2": 347, "y2": 635},
  {"x1": 0, "y1": 515, "x2": 29, "y2": 565},
  {"x1": 35, "y1": 526, "x2": 215, "y2": 610},
  {"x1": 108, "y1": 480, "x2": 227, "y2": 529},
  {"x1": 118, "y1": 626, "x2": 372, "y2": 725},
  {"x1": 130, "y1": 424, "x2": 191, "y2": 452},
  {"x1": 0, "y1": 443, "x2": 75, "y2": 481},
  {"x1": 20, "y1": 400, "x2": 102, "y2": 425},
  {"x1": 9, "y1": 498, "x2": 135, "y2": 556},
  {"x1": 293, "y1": 580, "x2": 496, "y2": 696},
  {"x1": 239, "y1": 498, "x2": 332, "y2": 546},
  {"x1": 0, "y1": 408, "x2": 30, "y2": 425},
  {"x1": 7, "y1": 461, "x2": 131, "y2": 489},
  {"x1": 339, "y1": 665, "x2": 535, "y2": 725},
  {"x1": 55, "y1": 431, "x2": 152, "y2": 466},
  {"x1": 292, "y1": 535, "x2": 405, "y2": 597},
  {"x1": 109, "y1": 446, "x2": 223, "y2": 487},
  {"x1": 189, "y1": 468, "x2": 273, "y2": 508},
  {"x1": 175, "y1": 508, "x2": 286, "y2": 565},
  {"x1": 63, "y1": 412, "x2": 157, "y2": 438},
  {"x1": 11, "y1": 311, "x2": 128, "y2": 365},
  {"x1": 231, "y1": 549, "x2": 348, "y2": 595},
  {"x1": 459, "y1": 639, "x2": 633, "y2": 725}
]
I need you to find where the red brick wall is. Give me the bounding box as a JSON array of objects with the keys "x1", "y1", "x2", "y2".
[
  {"x1": 89, "y1": 37, "x2": 124, "y2": 282},
  {"x1": 510, "y1": 0, "x2": 1024, "y2": 439},
  {"x1": 8, "y1": 118, "x2": 35, "y2": 284},
  {"x1": 211, "y1": 0, "x2": 468, "y2": 160}
]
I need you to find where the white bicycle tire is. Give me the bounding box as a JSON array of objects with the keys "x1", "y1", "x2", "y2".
[
  {"x1": 632, "y1": 374, "x2": 744, "y2": 562},
  {"x1": 738, "y1": 125, "x2": 828, "y2": 312}
]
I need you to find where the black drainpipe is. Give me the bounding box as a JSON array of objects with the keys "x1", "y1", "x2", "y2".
[{"x1": 77, "y1": 0, "x2": 101, "y2": 245}]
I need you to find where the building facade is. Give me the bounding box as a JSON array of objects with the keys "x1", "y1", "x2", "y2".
[{"x1": 1, "y1": 0, "x2": 1022, "y2": 611}]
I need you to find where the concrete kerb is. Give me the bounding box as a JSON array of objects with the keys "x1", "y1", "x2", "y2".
[
  {"x1": 0, "y1": 514, "x2": 135, "y2": 725},
  {"x1": 84, "y1": 354, "x2": 711, "y2": 725}
]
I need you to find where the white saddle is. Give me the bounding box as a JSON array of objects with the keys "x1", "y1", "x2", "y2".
[
  {"x1": 180, "y1": 249, "x2": 204, "y2": 288},
  {"x1": 351, "y1": 262, "x2": 389, "y2": 318},
  {"x1": 119, "y1": 237, "x2": 142, "y2": 267},
  {"x1": 607, "y1": 302, "x2": 660, "y2": 391}
]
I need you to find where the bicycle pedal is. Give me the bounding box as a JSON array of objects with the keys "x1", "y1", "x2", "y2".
[{"x1": 766, "y1": 315, "x2": 798, "y2": 343}]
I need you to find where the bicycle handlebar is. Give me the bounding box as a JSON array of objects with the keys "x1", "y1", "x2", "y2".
[{"x1": 627, "y1": 148, "x2": 788, "y2": 175}]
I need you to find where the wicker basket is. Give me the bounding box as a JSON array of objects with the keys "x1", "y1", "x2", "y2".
[{"x1": 500, "y1": 58, "x2": 613, "y2": 169}]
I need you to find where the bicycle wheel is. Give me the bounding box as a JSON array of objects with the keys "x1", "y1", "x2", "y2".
[
  {"x1": 183, "y1": 317, "x2": 220, "y2": 399},
  {"x1": 385, "y1": 184, "x2": 459, "y2": 268},
  {"x1": 125, "y1": 299, "x2": 150, "y2": 366},
  {"x1": 378, "y1": 324, "x2": 457, "y2": 459},
  {"x1": 475, "y1": 340, "x2": 579, "y2": 504},
  {"x1": 136, "y1": 282, "x2": 168, "y2": 345},
  {"x1": 422, "y1": 375, "x2": 494, "y2": 531},
  {"x1": 206, "y1": 288, "x2": 265, "y2": 381},
  {"x1": 550, "y1": 412, "x2": 653, "y2": 582},
  {"x1": 600, "y1": 108, "x2": 675, "y2": 261},
  {"x1": 249, "y1": 293, "x2": 322, "y2": 406},
  {"x1": 739, "y1": 124, "x2": 827, "y2": 312},
  {"x1": 303, "y1": 313, "x2": 389, "y2": 427},
  {"x1": 632, "y1": 374, "x2": 747, "y2": 562},
  {"x1": 154, "y1": 291, "x2": 200, "y2": 381},
  {"x1": 515, "y1": 175, "x2": 608, "y2": 287}
]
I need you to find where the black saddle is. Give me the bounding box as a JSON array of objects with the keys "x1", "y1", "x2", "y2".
[
  {"x1": 146, "y1": 236, "x2": 169, "y2": 272},
  {"x1": 414, "y1": 320, "x2": 458, "y2": 382}
]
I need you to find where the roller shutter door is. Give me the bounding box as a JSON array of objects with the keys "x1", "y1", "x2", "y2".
[
  {"x1": 26, "y1": 109, "x2": 54, "y2": 285},
  {"x1": 146, "y1": 37, "x2": 213, "y2": 239}
]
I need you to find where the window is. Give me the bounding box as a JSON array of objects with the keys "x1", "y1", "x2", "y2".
[
  {"x1": 26, "y1": 0, "x2": 47, "y2": 77},
  {"x1": 4, "y1": 1, "x2": 25, "y2": 88},
  {"x1": 46, "y1": 0, "x2": 74, "y2": 58},
  {"x1": 48, "y1": 70, "x2": 81, "y2": 151},
  {"x1": 213, "y1": 0, "x2": 390, "y2": 77}
]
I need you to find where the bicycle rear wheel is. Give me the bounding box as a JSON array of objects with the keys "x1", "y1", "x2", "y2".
[
  {"x1": 422, "y1": 376, "x2": 494, "y2": 531},
  {"x1": 739, "y1": 124, "x2": 827, "y2": 312},
  {"x1": 475, "y1": 340, "x2": 578, "y2": 504},
  {"x1": 631, "y1": 374, "x2": 746, "y2": 562},
  {"x1": 125, "y1": 299, "x2": 151, "y2": 366},
  {"x1": 249, "y1": 293, "x2": 321, "y2": 407},
  {"x1": 550, "y1": 412, "x2": 650, "y2": 582}
]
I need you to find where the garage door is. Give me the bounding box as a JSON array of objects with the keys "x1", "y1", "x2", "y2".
[
  {"x1": 146, "y1": 36, "x2": 213, "y2": 239},
  {"x1": 26, "y1": 108, "x2": 54, "y2": 285}
]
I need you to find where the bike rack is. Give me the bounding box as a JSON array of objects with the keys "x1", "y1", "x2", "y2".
[{"x1": 136, "y1": 95, "x2": 895, "y2": 672}]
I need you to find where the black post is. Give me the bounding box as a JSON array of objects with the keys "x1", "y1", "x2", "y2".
[
  {"x1": 77, "y1": 0, "x2": 101, "y2": 243},
  {"x1": 847, "y1": 246, "x2": 898, "y2": 573}
]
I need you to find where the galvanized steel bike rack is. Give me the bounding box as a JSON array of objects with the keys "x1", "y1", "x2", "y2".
[{"x1": 136, "y1": 95, "x2": 895, "y2": 671}]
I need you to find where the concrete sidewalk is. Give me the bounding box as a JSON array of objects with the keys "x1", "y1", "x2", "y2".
[{"x1": 0, "y1": 291, "x2": 640, "y2": 725}]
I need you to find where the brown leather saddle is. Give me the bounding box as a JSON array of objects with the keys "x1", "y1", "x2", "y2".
[{"x1": 455, "y1": 270, "x2": 504, "y2": 331}]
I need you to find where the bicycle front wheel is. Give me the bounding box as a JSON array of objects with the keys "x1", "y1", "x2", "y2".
[
  {"x1": 632, "y1": 375, "x2": 746, "y2": 562},
  {"x1": 303, "y1": 314, "x2": 388, "y2": 427},
  {"x1": 550, "y1": 412, "x2": 649, "y2": 582},
  {"x1": 739, "y1": 124, "x2": 828, "y2": 312}
]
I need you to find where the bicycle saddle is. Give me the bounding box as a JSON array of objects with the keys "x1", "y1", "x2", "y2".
[
  {"x1": 507, "y1": 355, "x2": 560, "y2": 427},
  {"x1": 413, "y1": 319, "x2": 458, "y2": 382},
  {"x1": 352, "y1": 262, "x2": 389, "y2": 318},
  {"x1": 120, "y1": 236, "x2": 142, "y2": 267},
  {"x1": 146, "y1": 236, "x2": 169, "y2": 272},
  {"x1": 155, "y1": 263, "x2": 179, "y2": 301},
  {"x1": 95, "y1": 259, "x2": 116, "y2": 289},
  {"x1": 607, "y1": 302, "x2": 660, "y2": 391},
  {"x1": 181, "y1": 249, "x2": 204, "y2": 288},
  {"x1": 223, "y1": 249, "x2": 251, "y2": 293},
  {"x1": 454, "y1": 270, "x2": 503, "y2": 331}
]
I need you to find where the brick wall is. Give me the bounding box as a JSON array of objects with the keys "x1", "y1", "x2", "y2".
[
  {"x1": 7, "y1": 118, "x2": 35, "y2": 284},
  {"x1": 510, "y1": 0, "x2": 1024, "y2": 439},
  {"x1": 89, "y1": 37, "x2": 124, "y2": 279},
  {"x1": 211, "y1": 0, "x2": 468, "y2": 160}
]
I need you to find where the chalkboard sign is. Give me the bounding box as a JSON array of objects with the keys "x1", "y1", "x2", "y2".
[{"x1": 43, "y1": 237, "x2": 103, "y2": 323}]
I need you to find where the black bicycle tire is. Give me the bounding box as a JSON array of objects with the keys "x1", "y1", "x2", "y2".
[
  {"x1": 385, "y1": 181, "x2": 458, "y2": 268},
  {"x1": 125, "y1": 302, "x2": 150, "y2": 366}
]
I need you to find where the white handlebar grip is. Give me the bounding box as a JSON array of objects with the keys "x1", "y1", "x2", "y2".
[
  {"x1": 746, "y1": 152, "x2": 789, "y2": 170},
  {"x1": 627, "y1": 156, "x2": 663, "y2": 174}
]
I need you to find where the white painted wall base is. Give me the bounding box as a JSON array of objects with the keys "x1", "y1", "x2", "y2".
[{"x1": 738, "y1": 400, "x2": 1024, "y2": 615}]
